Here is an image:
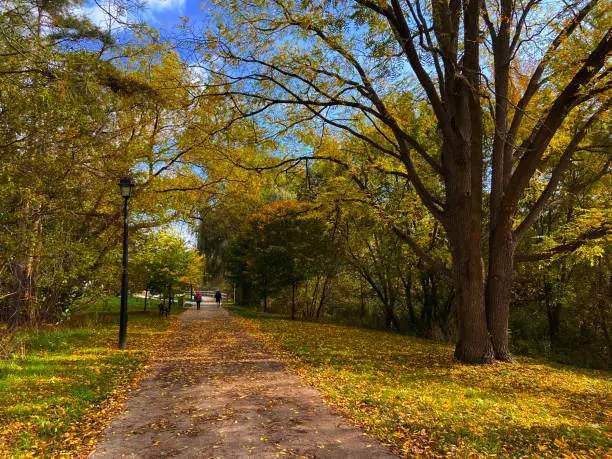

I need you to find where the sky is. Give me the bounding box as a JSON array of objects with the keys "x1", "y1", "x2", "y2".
[
  {"x1": 77, "y1": 1, "x2": 211, "y2": 248},
  {"x1": 78, "y1": 0, "x2": 208, "y2": 36}
]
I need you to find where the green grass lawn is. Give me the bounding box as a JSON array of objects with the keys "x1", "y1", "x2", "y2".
[
  {"x1": 0, "y1": 297, "x2": 181, "y2": 457},
  {"x1": 228, "y1": 304, "x2": 612, "y2": 458}
]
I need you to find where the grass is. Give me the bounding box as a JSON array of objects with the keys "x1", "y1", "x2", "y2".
[
  {"x1": 0, "y1": 297, "x2": 181, "y2": 457},
  {"x1": 227, "y1": 303, "x2": 612, "y2": 458}
]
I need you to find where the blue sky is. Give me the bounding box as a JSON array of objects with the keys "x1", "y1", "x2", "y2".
[
  {"x1": 77, "y1": 2, "x2": 211, "y2": 247},
  {"x1": 78, "y1": 0, "x2": 209, "y2": 36}
]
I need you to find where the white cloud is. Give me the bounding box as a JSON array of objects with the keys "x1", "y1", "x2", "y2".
[
  {"x1": 76, "y1": 1, "x2": 128, "y2": 31},
  {"x1": 188, "y1": 64, "x2": 208, "y2": 85},
  {"x1": 76, "y1": 0, "x2": 186, "y2": 30},
  {"x1": 146, "y1": 0, "x2": 186, "y2": 12}
]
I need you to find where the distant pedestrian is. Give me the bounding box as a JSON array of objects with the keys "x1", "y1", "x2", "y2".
[
  {"x1": 195, "y1": 291, "x2": 202, "y2": 310},
  {"x1": 215, "y1": 290, "x2": 222, "y2": 307}
]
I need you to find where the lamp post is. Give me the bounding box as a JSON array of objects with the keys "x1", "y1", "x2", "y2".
[{"x1": 118, "y1": 176, "x2": 134, "y2": 349}]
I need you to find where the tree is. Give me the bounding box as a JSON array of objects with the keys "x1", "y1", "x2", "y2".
[
  {"x1": 0, "y1": 0, "x2": 123, "y2": 326},
  {"x1": 509, "y1": 131, "x2": 611, "y2": 367},
  {"x1": 224, "y1": 201, "x2": 331, "y2": 316},
  {"x1": 132, "y1": 230, "x2": 204, "y2": 305},
  {"x1": 199, "y1": 0, "x2": 611, "y2": 363},
  {"x1": 0, "y1": 1, "x2": 213, "y2": 327}
]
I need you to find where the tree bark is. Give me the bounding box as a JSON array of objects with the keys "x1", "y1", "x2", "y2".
[
  {"x1": 449, "y1": 226, "x2": 494, "y2": 364},
  {"x1": 8, "y1": 201, "x2": 41, "y2": 329},
  {"x1": 445, "y1": 141, "x2": 494, "y2": 363},
  {"x1": 315, "y1": 275, "x2": 330, "y2": 320},
  {"x1": 291, "y1": 281, "x2": 296, "y2": 320},
  {"x1": 485, "y1": 217, "x2": 516, "y2": 362}
]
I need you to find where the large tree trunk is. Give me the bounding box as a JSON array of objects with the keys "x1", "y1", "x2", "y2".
[
  {"x1": 485, "y1": 0, "x2": 515, "y2": 363},
  {"x1": 485, "y1": 220, "x2": 515, "y2": 362},
  {"x1": 449, "y1": 232, "x2": 494, "y2": 364},
  {"x1": 444, "y1": 136, "x2": 494, "y2": 362},
  {"x1": 445, "y1": 142, "x2": 494, "y2": 364},
  {"x1": 439, "y1": 0, "x2": 493, "y2": 364}
]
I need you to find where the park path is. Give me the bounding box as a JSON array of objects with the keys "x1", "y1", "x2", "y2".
[{"x1": 91, "y1": 301, "x2": 397, "y2": 458}]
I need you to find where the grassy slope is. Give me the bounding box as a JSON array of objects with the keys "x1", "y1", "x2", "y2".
[
  {"x1": 0, "y1": 297, "x2": 179, "y2": 457},
  {"x1": 228, "y1": 304, "x2": 611, "y2": 458}
]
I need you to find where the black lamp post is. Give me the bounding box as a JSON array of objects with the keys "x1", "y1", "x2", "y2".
[{"x1": 118, "y1": 176, "x2": 134, "y2": 349}]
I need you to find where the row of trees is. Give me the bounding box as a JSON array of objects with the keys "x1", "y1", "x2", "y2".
[
  {"x1": 1, "y1": 0, "x2": 609, "y2": 367},
  {"x1": 192, "y1": 0, "x2": 611, "y2": 364},
  {"x1": 224, "y1": 201, "x2": 331, "y2": 317},
  {"x1": 200, "y1": 152, "x2": 609, "y2": 367},
  {"x1": 0, "y1": 0, "x2": 213, "y2": 326}
]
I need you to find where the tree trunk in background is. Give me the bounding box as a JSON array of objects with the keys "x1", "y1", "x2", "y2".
[
  {"x1": 9, "y1": 258, "x2": 27, "y2": 329},
  {"x1": 547, "y1": 304, "x2": 561, "y2": 353},
  {"x1": 544, "y1": 281, "x2": 561, "y2": 353},
  {"x1": 26, "y1": 213, "x2": 41, "y2": 323},
  {"x1": 419, "y1": 271, "x2": 432, "y2": 332},
  {"x1": 402, "y1": 271, "x2": 417, "y2": 329},
  {"x1": 291, "y1": 281, "x2": 296, "y2": 320},
  {"x1": 144, "y1": 289, "x2": 149, "y2": 312},
  {"x1": 360, "y1": 279, "x2": 365, "y2": 319},
  {"x1": 8, "y1": 201, "x2": 42, "y2": 329},
  {"x1": 315, "y1": 276, "x2": 330, "y2": 320},
  {"x1": 595, "y1": 266, "x2": 612, "y2": 364}
]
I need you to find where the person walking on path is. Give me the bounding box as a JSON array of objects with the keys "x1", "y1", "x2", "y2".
[
  {"x1": 195, "y1": 291, "x2": 202, "y2": 310},
  {"x1": 214, "y1": 290, "x2": 222, "y2": 307}
]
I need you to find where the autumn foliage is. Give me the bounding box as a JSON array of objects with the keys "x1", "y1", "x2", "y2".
[
  {"x1": 230, "y1": 304, "x2": 611, "y2": 458},
  {"x1": 0, "y1": 298, "x2": 177, "y2": 456}
]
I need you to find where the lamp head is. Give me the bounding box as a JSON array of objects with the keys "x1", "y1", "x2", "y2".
[{"x1": 119, "y1": 176, "x2": 135, "y2": 199}]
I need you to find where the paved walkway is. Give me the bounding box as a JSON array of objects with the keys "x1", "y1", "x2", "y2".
[{"x1": 91, "y1": 302, "x2": 397, "y2": 458}]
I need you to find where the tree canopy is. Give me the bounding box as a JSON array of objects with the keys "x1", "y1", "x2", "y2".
[{"x1": 0, "y1": 0, "x2": 609, "y2": 367}]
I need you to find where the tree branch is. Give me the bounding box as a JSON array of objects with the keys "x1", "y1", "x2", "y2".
[
  {"x1": 515, "y1": 223, "x2": 611, "y2": 262},
  {"x1": 513, "y1": 103, "x2": 610, "y2": 242},
  {"x1": 504, "y1": 25, "x2": 612, "y2": 209}
]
